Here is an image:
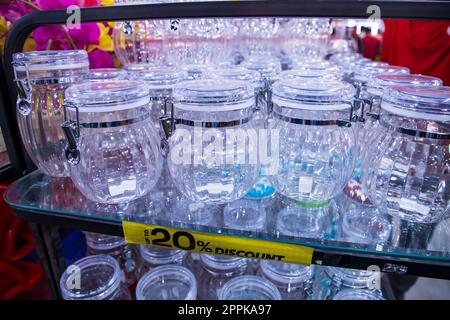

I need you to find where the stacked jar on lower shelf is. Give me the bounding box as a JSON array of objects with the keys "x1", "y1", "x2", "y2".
[{"x1": 59, "y1": 232, "x2": 384, "y2": 300}]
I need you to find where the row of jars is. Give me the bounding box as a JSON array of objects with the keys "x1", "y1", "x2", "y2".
[
  {"x1": 12, "y1": 48, "x2": 449, "y2": 225},
  {"x1": 59, "y1": 232, "x2": 384, "y2": 300}
]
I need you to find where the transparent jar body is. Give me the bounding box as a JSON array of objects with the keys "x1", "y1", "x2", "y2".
[
  {"x1": 60, "y1": 255, "x2": 132, "y2": 300},
  {"x1": 258, "y1": 260, "x2": 312, "y2": 300},
  {"x1": 169, "y1": 199, "x2": 221, "y2": 228},
  {"x1": 84, "y1": 232, "x2": 141, "y2": 287},
  {"x1": 13, "y1": 53, "x2": 89, "y2": 177},
  {"x1": 67, "y1": 106, "x2": 162, "y2": 204},
  {"x1": 189, "y1": 254, "x2": 250, "y2": 300},
  {"x1": 168, "y1": 81, "x2": 260, "y2": 204},
  {"x1": 362, "y1": 108, "x2": 450, "y2": 223},
  {"x1": 333, "y1": 288, "x2": 384, "y2": 300},
  {"x1": 113, "y1": 0, "x2": 168, "y2": 66},
  {"x1": 218, "y1": 275, "x2": 282, "y2": 300},
  {"x1": 311, "y1": 266, "x2": 381, "y2": 300},
  {"x1": 269, "y1": 106, "x2": 356, "y2": 201},
  {"x1": 139, "y1": 245, "x2": 187, "y2": 274},
  {"x1": 136, "y1": 265, "x2": 197, "y2": 300}
]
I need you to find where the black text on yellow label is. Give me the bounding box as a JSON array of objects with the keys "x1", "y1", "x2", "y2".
[{"x1": 123, "y1": 221, "x2": 314, "y2": 266}]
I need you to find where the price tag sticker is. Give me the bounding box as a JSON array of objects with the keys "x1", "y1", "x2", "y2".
[{"x1": 123, "y1": 221, "x2": 314, "y2": 266}]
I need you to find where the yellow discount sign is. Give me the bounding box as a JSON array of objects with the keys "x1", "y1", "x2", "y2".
[{"x1": 123, "y1": 221, "x2": 314, "y2": 266}]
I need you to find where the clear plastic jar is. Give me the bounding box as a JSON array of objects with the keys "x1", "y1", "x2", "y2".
[
  {"x1": 60, "y1": 255, "x2": 132, "y2": 300},
  {"x1": 126, "y1": 64, "x2": 188, "y2": 130},
  {"x1": 167, "y1": 79, "x2": 260, "y2": 204},
  {"x1": 311, "y1": 267, "x2": 381, "y2": 300},
  {"x1": 191, "y1": 254, "x2": 249, "y2": 300},
  {"x1": 12, "y1": 50, "x2": 89, "y2": 177},
  {"x1": 362, "y1": 86, "x2": 450, "y2": 223},
  {"x1": 269, "y1": 78, "x2": 356, "y2": 202},
  {"x1": 84, "y1": 232, "x2": 141, "y2": 287},
  {"x1": 136, "y1": 265, "x2": 197, "y2": 300},
  {"x1": 218, "y1": 275, "x2": 282, "y2": 300},
  {"x1": 63, "y1": 80, "x2": 162, "y2": 204},
  {"x1": 139, "y1": 245, "x2": 187, "y2": 273},
  {"x1": 89, "y1": 68, "x2": 128, "y2": 82},
  {"x1": 113, "y1": 0, "x2": 168, "y2": 66},
  {"x1": 259, "y1": 260, "x2": 312, "y2": 300},
  {"x1": 281, "y1": 68, "x2": 342, "y2": 81},
  {"x1": 333, "y1": 288, "x2": 384, "y2": 300}
]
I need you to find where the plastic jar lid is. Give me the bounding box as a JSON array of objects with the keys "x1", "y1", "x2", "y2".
[
  {"x1": 13, "y1": 50, "x2": 89, "y2": 71},
  {"x1": 126, "y1": 64, "x2": 188, "y2": 89},
  {"x1": 272, "y1": 78, "x2": 355, "y2": 110},
  {"x1": 65, "y1": 80, "x2": 150, "y2": 112},
  {"x1": 139, "y1": 245, "x2": 186, "y2": 265},
  {"x1": 209, "y1": 67, "x2": 262, "y2": 86},
  {"x1": 84, "y1": 232, "x2": 126, "y2": 250},
  {"x1": 333, "y1": 289, "x2": 384, "y2": 300},
  {"x1": 260, "y1": 260, "x2": 311, "y2": 285},
  {"x1": 60, "y1": 255, "x2": 122, "y2": 300},
  {"x1": 223, "y1": 199, "x2": 267, "y2": 231},
  {"x1": 381, "y1": 85, "x2": 450, "y2": 121},
  {"x1": 241, "y1": 57, "x2": 282, "y2": 81},
  {"x1": 200, "y1": 254, "x2": 247, "y2": 271},
  {"x1": 370, "y1": 74, "x2": 443, "y2": 96},
  {"x1": 89, "y1": 68, "x2": 128, "y2": 81},
  {"x1": 325, "y1": 267, "x2": 379, "y2": 289},
  {"x1": 218, "y1": 275, "x2": 282, "y2": 300},
  {"x1": 173, "y1": 79, "x2": 254, "y2": 111},
  {"x1": 281, "y1": 68, "x2": 341, "y2": 80},
  {"x1": 356, "y1": 60, "x2": 388, "y2": 68},
  {"x1": 353, "y1": 65, "x2": 410, "y2": 83},
  {"x1": 136, "y1": 265, "x2": 197, "y2": 300}
]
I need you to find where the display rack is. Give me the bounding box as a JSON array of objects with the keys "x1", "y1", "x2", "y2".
[{"x1": 1, "y1": 0, "x2": 450, "y2": 299}]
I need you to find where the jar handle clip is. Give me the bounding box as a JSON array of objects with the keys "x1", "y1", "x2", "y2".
[{"x1": 61, "y1": 102, "x2": 80, "y2": 165}]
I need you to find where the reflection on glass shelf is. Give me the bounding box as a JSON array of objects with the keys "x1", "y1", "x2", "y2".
[{"x1": 4, "y1": 170, "x2": 450, "y2": 263}]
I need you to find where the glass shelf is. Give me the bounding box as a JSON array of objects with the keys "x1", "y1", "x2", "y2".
[{"x1": 5, "y1": 170, "x2": 450, "y2": 278}]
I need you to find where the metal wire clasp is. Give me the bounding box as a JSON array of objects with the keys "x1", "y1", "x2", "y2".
[
  {"x1": 61, "y1": 102, "x2": 80, "y2": 165},
  {"x1": 159, "y1": 99, "x2": 176, "y2": 158},
  {"x1": 12, "y1": 61, "x2": 32, "y2": 116}
]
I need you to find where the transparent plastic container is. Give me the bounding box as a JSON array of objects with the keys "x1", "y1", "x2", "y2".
[
  {"x1": 113, "y1": 0, "x2": 168, "y2": 66},
  {"x1": 84, "y1": 232, "x2": 141, "y2": 287},
  {"x1": 89, "y1": 68, "x2": 128, "y2": 82},
  {"x1": 167, "y1": 79, "x2": 260, "y2": 204},
  {"x1": 259, "y1": 260, "x2": 312, "y2": 300},
  {"x1": 62, "y1": 80, "x2": 162, "y2": 204},
  {"x1": 191, "y1": 254, "x2": 249, "y2": 300},
  {"x1": 218, "y1": 275, "x2": 282, "y2": 300},
  {"x1": 136, "y1": 265, "x2": 197, "y2": 300},
  {"x1": 311, "y1": 267, "x2": 381, "y2": 300},
  {"x1": 12, "y1": 50, "x2": 89, "y2": 177},
  {"x1": 139, "y1": 245, "x2": 187, "y2": 273},
  {"x1": 60, "y1": 255, "x2": 132, "y2": 300},
  {"x1": 362, "y1": 86, "x2": 450, "y2": 223},
  {"x1": 333, "y1": 289, "x2": 384, "y2": 300},
  {"x1": 126, "y1": 64, "x2": 188, "y2": 130},
  {"x1": 269, "y1": 78, "x2": 356, "y2": 202}
]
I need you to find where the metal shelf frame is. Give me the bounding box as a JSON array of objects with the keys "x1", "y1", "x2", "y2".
[{"x1": 1, "y1": 0, "x2": 450, "y2": 298}]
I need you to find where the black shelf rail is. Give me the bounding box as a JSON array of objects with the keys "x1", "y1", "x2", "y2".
[
  {"x1": 1, "y1": 0, "x2": 450, "y2": 286},
  {"x1": 10, "y1": 205, "x2": 450, "y2": 280}
]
